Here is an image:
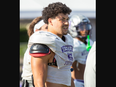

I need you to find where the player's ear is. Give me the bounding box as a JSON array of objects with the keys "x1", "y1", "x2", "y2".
[
  {"x1": 35, "y1": 29, "x2": 39, "y2": 32},
  {"x1": 48, "y1": 18, "x2": 53, "y2": 26}
]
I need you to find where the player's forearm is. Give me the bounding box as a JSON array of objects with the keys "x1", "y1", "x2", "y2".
[
  {"x1": 34, "y1": 80, "x2": 45, "y2": 87},
  {"x1": 34, "y1": 71, "x2": 45, "y2": 87},
  {"x1": 33, "y1": 70, "x2": 46, "y2": 87},
  {"x1": 33, "y1": 65, "x2": 46, "y2": 87},
  {"x1": 71, "y1": 61, "x2": 78, "y2": 79}
]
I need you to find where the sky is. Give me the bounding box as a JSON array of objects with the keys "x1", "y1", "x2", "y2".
[{"x1": 20, "y1": 0, "x2": 96, "y2": 11}]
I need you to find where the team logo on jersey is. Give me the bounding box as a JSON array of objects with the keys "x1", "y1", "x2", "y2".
[
  {"x1": 64, "y1": 61, "x2": 73, "y2": 65},
  {"x1": 61, "y1": 45, "x2": 74, "y2": 65},
  {"x1": 61, "y1": 45, "x2": 73, "y2": 53},
  {"x1": 67, "y1": 53, "x2": 73, "y2": 61}
]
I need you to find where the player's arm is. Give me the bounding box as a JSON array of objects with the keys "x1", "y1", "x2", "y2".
[
  {"x1": 31, "y1": 56, "x2": 48, "y2": 87},
  {"x1": 71, "y1": 60, "x2": 77, "y2": 87},
  {"x1": 71, "y1": 60, "x2": 77, "y2": 80},
  {"x1": 29, "y1": 43, "x2": 52, "y2": 87},
  {"x1": 76, "y1": 63, "x2": 85, "y2": 80},
  {"x1": 71, "y1": 60, "x2": 85, "y2": 87},
  {"x1": 71, "y1": 60, "x2": 85, "y2": 80}
]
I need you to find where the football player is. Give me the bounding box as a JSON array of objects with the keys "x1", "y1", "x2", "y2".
[
  {"x1": 21, "y1": 16, "x2": 47, "y2": 87},
  {"x1": 29, "y1": 2, "x2": 74, "y2": 87},
  {"x1": 68, "y1": 14, "x2": 93, "y2": 87}
]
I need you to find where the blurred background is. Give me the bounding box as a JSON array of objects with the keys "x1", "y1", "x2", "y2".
[{"x1": 20, "y1": 0, "x2": 96, "y2": 85}]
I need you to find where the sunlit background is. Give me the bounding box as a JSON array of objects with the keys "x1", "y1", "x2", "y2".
[{"x1": 20, "y1": 0, "x2": 96, "y2": 86}]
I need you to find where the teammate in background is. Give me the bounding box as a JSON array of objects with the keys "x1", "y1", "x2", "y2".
[
  {"x1": 68, "y1": 14, "x2": 93, "y2": 87},
  {"x1": 28, "y1": 16, "x2": 48, "y2": 37},
  {"x1": 29, "y1": 2, "x2": 73, "y2": 87},
  {"x1": 84, "y1": 41, "x2": 96, "y2": 87},
  {"x1": 21, "y1": 16, "x2": 47, "y2": 87}
]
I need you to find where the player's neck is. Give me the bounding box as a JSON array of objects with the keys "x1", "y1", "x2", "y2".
[
  {"x1": 47, "y1": 26, "x2": 62, "y2": 38},
  {"x1": 76, "y1": 37, "x2": 87, "y2": 45}
]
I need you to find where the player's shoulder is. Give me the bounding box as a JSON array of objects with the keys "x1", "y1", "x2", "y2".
[
  {"x1": 29, "y1": 31, "x2": 56, "y2": 44},
  {"x1": 73, "y1": 38, "x2": 81, "y2": 46},
  {"x1": 64, "y1": 34, "x2": 74, "y2": 45},
  {"x1": 29, "y1": 43, "x2": 51, "y2": 57},
  {"x1": 29, "y1": 31, "x2": 47, "y2": 38},
  {"x1": 63, "y1": 34, "x2": 73, "y2": 41},
  {"x1": 65, "y1": 33, "x2": 73, "y2": 39},
  {"x1": 90, "y1": 39, "x2": 94, "y2": 46},
  {"x1": 86, "y1": 39, "x2": 94, "y2": 46}
]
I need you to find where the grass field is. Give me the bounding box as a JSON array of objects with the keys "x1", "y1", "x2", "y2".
[
  {"x1": 20, "y1": 23, "x2": 28, "y2": 59},
  {"x1": 20, "y1": 42, "x2": 28, "y2": 58}
]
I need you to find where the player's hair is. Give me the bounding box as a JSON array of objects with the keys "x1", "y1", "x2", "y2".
[
  {"x1": 27, "y1": 16, "x2": 43, "y2": 37},
  {"x1": 42, "y1": 2, "x2": 72, "y2": 24}
]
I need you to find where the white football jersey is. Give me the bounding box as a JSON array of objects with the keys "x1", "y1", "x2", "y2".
[
  {"x1": 73, "y1": 38, "x2": 93, "y2": 65},
  {"x1": 21, "y1": 48, "x2": 32, "y2": 80},
  {"x1": 28, "y1": 31, "x2": 74, "y2": 86},
  {"x1": 28, "y1": 31, "x2": 74, "y2": 69},
  {"x1": 22, "y1": 31, "x2": 74, "y2": 85}
]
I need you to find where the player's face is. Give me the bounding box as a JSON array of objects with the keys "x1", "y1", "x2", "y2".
[
  {"x1": 52, "y1": 13, "x2": 69, "y2": 36},
  {"x1": 79, "y1": 29, "x2": 89, "y2": 37},
  {"x1": 77, "y1": 23, "x2": 91, "y2": 37}
]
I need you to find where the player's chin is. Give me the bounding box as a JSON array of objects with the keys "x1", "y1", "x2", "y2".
[
  {"x1": 63, "y1": 29, "x2": 68, "y2": 35},
  {"x1": 63, "y1": 31, "x2": 68, "y2": 35},
  {"x1": 82, "y1": 34, "x2": 87, "y2": 37}
]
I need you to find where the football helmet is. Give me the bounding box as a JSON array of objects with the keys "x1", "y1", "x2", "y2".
[{"x1": 68, "y1": 14, "x2": 92, "y2": 40}]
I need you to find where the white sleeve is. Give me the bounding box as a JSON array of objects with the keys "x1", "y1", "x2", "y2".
[{"x1": 23, "y1": 48, "x2": 31, "y2": 64}]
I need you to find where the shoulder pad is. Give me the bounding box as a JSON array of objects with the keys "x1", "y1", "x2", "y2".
[{"x1": 29, "y1": 43, "x2": 50, "y2": 57}]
